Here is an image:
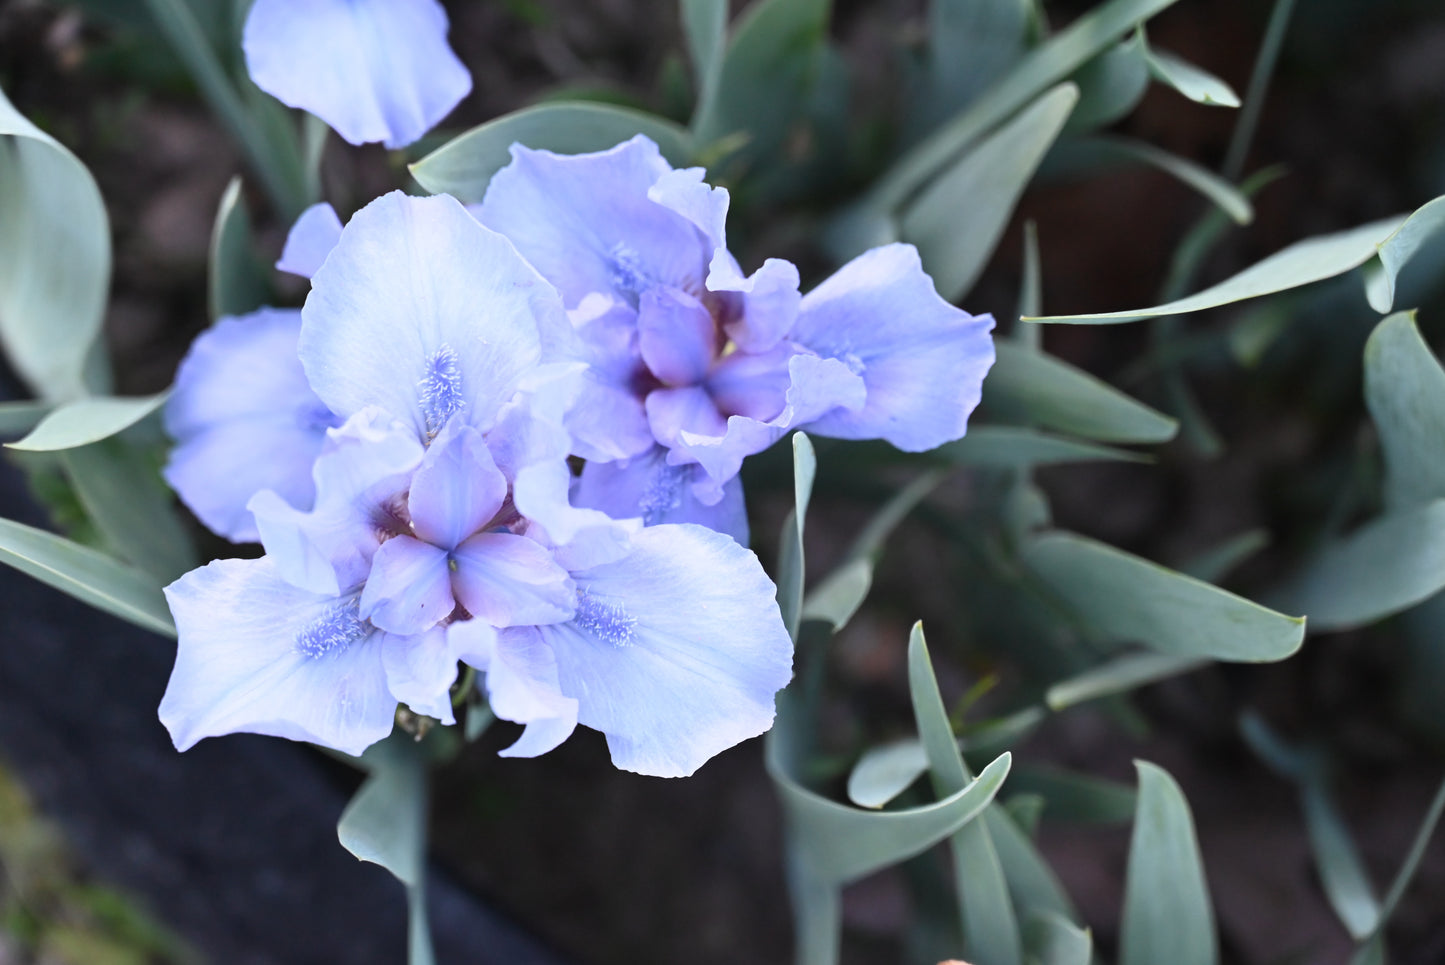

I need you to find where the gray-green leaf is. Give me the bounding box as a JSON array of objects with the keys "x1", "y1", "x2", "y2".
[
  {"x1": 1144, "y1": 47, "x2": 1240, "y2": 106},
  {"x1": 208, "y1": 176, "x2": 269, "y2": 321},
  {"x1": 1364, "y1": 311, "x2": 1445, "y2": 509},
  {"x1": 8, "y1": 392, "x2": 169, "y2": 452}
]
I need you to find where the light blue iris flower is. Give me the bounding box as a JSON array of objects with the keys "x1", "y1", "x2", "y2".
[
  {"x1": 160, "y1": 192, "x2": 793, "y2": 774},
  {"x1": 243, "y1": 0, "x2": 472, "y2": 149},
  {"x1": 476, "y1": 135, "x2": 998, "y2": 542}
]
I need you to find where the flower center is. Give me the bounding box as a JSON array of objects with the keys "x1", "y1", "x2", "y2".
[
  {"x1": 573, "y1": 589, "x2": 637, "y2": 647},
  {"x1": 419, "y1": 343, "x2": 465, "y2": 438},
  {"x1": 294, "y1": 599, "x2": 369, "y2": 659}
]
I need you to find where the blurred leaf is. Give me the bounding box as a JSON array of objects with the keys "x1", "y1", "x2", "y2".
[
  {"x1": 1009, "y1": 765, "x2": 1137, "y2": 824},
  {"x1": 1120, "y1": 761, "x2": 1218, "y2": 965},
  {"x1": 1367, "y1": 194, "x2": 1445, "y2": 314},
  {"x1": 410, "y1": 104, "x2": 693, "y2": 203},
  {"x1": 985, "y1": 341, "x2": 1178, "y2": 443},
  {"x1": 1143, "y1": 47, "x2": 1240, "y2": 106},
  {"x1": 903, "y1": 83, "x2": 1077, "y2": 302},
  {"x1": 1364, "y1": 311, "x2": 1445, "y2": 509},
  {"x1": 0, "y1": 401, "x2": 51, "y2": 437},
  {"x1": 0, "y1": 83, "x2": 112, "y2": 401},
  {"x1": 339, "y1": 732, "x2": 434, "y2": 965},
  {"x1": 1269, "y1": 499, "x2": 1445, "y2": 632},
  {"x1": 689, "y1": 0, "x2": 831, "y2": 167},
  {"x1": 1019, "y1": 219, "x2": 1043, "y2": 328},
  {"x1": 1055, "y1": 135, "x2": 1252, "y2": 223},
  {"x1": 1178, "y1": 529, "x2": 1269, "y2": 583},
  {"x1": 61, "y1": 438, "x2": 195, "y2": 585},
  {"x1": 680, "y1": 0, "x2": 727, "y2": 128},
  {"x1": 938, "y1": 426, "x2": 1147, "y2": 469},
  {"x1": 1065, "y1": 32, "x2": 1147, "y2": 132},
  {"x1": 1046, "y1": 652, "x2": 1209, "y2": 710},
  {"x1": 1026, "y1": 532, "x2": 1304, "y2": 660},
  {"x1": 829, "y1": 0, "x2": 1184, "y2": 259},
  {"x1": 909, "y1": 0, "x2": 1034, "y2": 139},
  {"x1": 778, "y1": 432, "x2": 817, "y2": 641},
  {"x1": 987, "y1": 808, "x2": 1078, "y2": 922},
  {"x1": 8, "y1": 393, "x2": 168, "y2": 452},
  {"x1": 1348, "y1": 935, "x2": 1386, "y2": 965},
  {"x1": 911, "y1": 624, "x2": 1022, "y2": 965},
  {"x1": 1027, "y1": 214, "x2": 1405, "y2": 324},
  {"x1": 802, "y1": 469, "x2": 947, "y2": 632},
  {"x1": 848, "y1": 739, "x2": 929, "y2": 809},
  {"x1": 1022, "y1": 910, "x2": 1092, "y2": 965},
  {"x1": 1372, "y1": 775, "x2": 1445, "y2": 939},
  {"x1": 0, "y1": 517, "x2": 174, "y2": 636},
  {"x1": 208, "y1": 176, "x2": 268, "y2": 321},
  {"x1": 1303, "y1": 785, "x2": 1380, "y2": 939}
]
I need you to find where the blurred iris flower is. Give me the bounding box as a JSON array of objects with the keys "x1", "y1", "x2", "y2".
[
  {"x1": 243, "y1": 0, "x2": 472, "y2": 149},
  {"x1": 476, "y1": 135, "x2": 998, "y2": 542},
  {"x1": 160, "y1": 192, "x2": 793, "y2": 776}
]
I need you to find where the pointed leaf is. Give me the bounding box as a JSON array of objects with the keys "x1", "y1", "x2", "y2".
[
  {"x1": 902, "y1": 83, "x2": 1078, "y2": 302},
  {"x1": 1270, "y1": 499, "x2": 1445, "y2": 632},
  {"x1": 0, "y1": 517, "x2": 174, "y2": 636},
  {"x1": 1364, "y1": 311, "x2": 1445, "y2": 509},
  {"x1": 1058, "y1": 135, "x2": 1252, "y2": 223},
  {"x1": 1025, "y1": 531, "x2": 1304, "y2": 660},
  {"x1": 1145, "y1": 48, "x2": 1240, "y2": 106},
  {"x1": 1046, "y1": 652, "x2": 1210, "y2": 710},
  {"x1": 985, "y1": 341, "x2": 1178, "y2": 443},
  {"x1": 1028, "y1": 214, "x2": 1407, "y2": 324},
  {"x1": 988, "y1": 808, "x2": 1078, "y2": 922},
  {"x1": 778, "y1": 432, "x2": 816, "y2": 640},
  {"x1": 937, "y1": 426, "x2": 1148, "y2": 468},
  {"x1": 910, "y1": 625, "x2": 1022, "y2": 965},
  {"x1": 1303, "y1": 784, "x2": 1381, "y2": 939},
  {"x1": 680, "y1": 0, "x2": 727, "y2": 128},
  {"x1": 8, "y1": 392, "x2": 169, "y2": 452},
  {"x1": 1368, "y1": 195, "x2": 1445, "y2": 314},
  {"x1": 208, "y1": 176, "x2": 269, "y2": 321},
  {"x1": 1022, "y1": 910, "x2": 1092, "y2": 965},
  {"x1": 410, "y1": 104, "x2": 693, "y2": 203},
  {"x1": 1120, "y1": 761, "x2": 1218, "y2": 965},
  {"x1": 0, "y1": 83, "x2": 111, "y2": 401},
  {"x1": 847, "y1": 739, "x2": 930, "y2": 809}
]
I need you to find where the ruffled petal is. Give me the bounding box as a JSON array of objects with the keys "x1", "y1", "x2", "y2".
[
  {"x1": 249, "y1": 407, "x2": 423, "y2": 595},
  {"x1": 276, "y1": 202, "x2": 344, "y2": 278},
  {"x1": 485, "y1": 627, "x2": 579, "y2": 758},
  {"x1": 164, "y1": 308, "x2": 340, "y2": 542},
  {"x1": 535, "y1": 524, "x2": 793, "y2": 777},
  {"x1": 358, "y1": 535, "x2": 454, "y2": 635},
  {"x1": 790, "y1": 243, "x2": 997, "y2": 450},
  {"x1": 645, "y1": 385, "x2": 727, "y2": 449},
  {"x1": 381, "y1": 627, "x2": 458, "y2": 724},
  {"x1": 645, "y1": 166, "x2": 729, "y2": 253},
  {"x1": 475, "y1": 136, "x2": 712, "y2": 306},
  {"x1": 638, "y1": 287, "x2": 718, "y2": 387},
  {"x1": 160, "y1": 557, "x2": 395, "y2": 756},
  {"x1": 707, "y1": 253, "x2": 801, "y2": 354},
  {"x1": 301, "y1": 192, "x2": 563, "y2": 440},
  {"x1": 407, "y1": 423, "x2": 506, "y2": 550},
  {"x1": 573, "y1": 445, "x2": 750, "y2": 544},
  {"x1": 451, "y1": 533, "x2": 576, "y2": 628},
  {"x1": 243, "y1": 0, "x2": 471, "y2": 149},
  {"x1": 565, "y1": 294, "x2": 654, "y2": 462}
]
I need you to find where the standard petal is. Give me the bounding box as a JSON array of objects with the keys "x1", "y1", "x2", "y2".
[
  {"x1": 645, "y1": 166, "x2": 729, "y2": 253},
  {"x1": 358, "y1": 535, "x2": 454, "y2": 635},
  {"x1": 408, "y1": 423, "x2": 507, "y2": 550},
  {"x1": 301, "y1": 192, "x2": 563, "y2": 440},
  {"x1": 485, "y1": 628, "x2": 579, "y2": 758},
  {"x1": 475, "y1": 136, "x2": 711, "y2": 306},
  {"x1": 790, "y1": 243, "x2": 997, "y2": 451},
  {"x1": 160, "y1": 557, "x2": 396, "y2": 756},
  {"x1": 573, "y1": 445, "x2": 750, "y2": 544},
  {"x1": 451, "y1": 532, "x2": 576, "y2": 628},
  {"x1": 249, "y1": 408, "x2": 423, "y2": 595},
  {"x1": 381, "y1": 627, "x2": 458, "y2": 724},
  {"x1": 707, "y1": 253, "x2": 801, "y2": 354},
  {"x1": 276, "y1": 202, "x2": 344, "y2": 278},
  {"x1": 637, "y1": 287, "x2": 717, "y2": 387},
  {"x1": 535, "y1": 524, "x2": 793, "y2": 777},
  {"x1": 565, "y1": 294, "x2": 654, "y2": 462},
  {"x1": 243, "y1": 0, "x2": 470, "y2": 149},
  {"x1": 164, "y1": 308, "x2": 340, "y2": 542}
]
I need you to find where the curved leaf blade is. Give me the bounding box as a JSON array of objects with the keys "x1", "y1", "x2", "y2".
[
  {"x1": 1364, "y1": 311, "x2": 1445, "y2": 509},
  {"x1": 1046, "y1": 652, "x2": 1210, "y2": 711},
  {"x1": 938, "y1": 425, "x2": 1148, "y2": 468},
  {"x1": 1145, "y1": 47, "x2": 1240, "y2": 106},
  {"x1": 847, "y1": 739, "x2": 929, "y2": 809},
  {"x1": 0, "y1": 84, "x2": 112, "y2": 401},
  {"x1": 1062, "y1": 135, "x2": 1252, "y2": 223},
  {"x1": 1024, "y1": 531, "x2": 1305, "y2": 661},
  {"x1": 410, "y1": 103, "x2": 693, "y2": 203},
  {"x1": 8, "y1": 392, "x2": 169, "y2": 452},
  {"x1": 0, "y1": 516, "x2": 174, "y2": 636},
  {"x1": 208, "y1": 176, "x2": 268, "y2": 321},
  {"x1": 1369, "y1": 195, "x2": 1445, "y2": 314}
]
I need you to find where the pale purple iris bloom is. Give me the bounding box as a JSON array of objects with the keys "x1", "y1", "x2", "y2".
[
  {"x1": 161, "y1": 192, "x2": 793, "y2": 774},
  {"x1": 476, "y1": 135, "x2": 997, "y2": 542},
  {"x1": 243, "y1": 0, "x2": 471, "y2": 149}
]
